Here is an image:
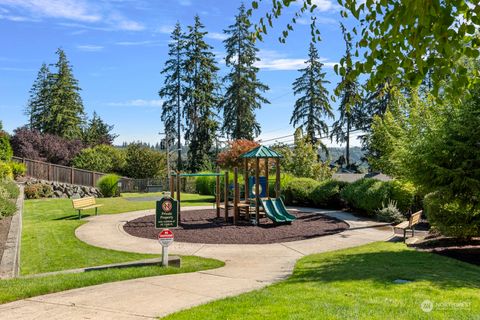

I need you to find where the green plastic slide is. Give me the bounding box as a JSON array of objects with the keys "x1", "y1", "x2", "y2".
[
  {"x1": 260, "y1": 198, "x2": 295, "y2": 223},
  {"x1": 271, "y1": 198, "x2": 296, "y2": 221}
]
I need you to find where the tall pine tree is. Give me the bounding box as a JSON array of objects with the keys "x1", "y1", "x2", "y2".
[
  {"x1": 291, "y1": 42, "x2": 333, "y2": 150},
  {"x1": 47, "y1": 48, "x2": 85, "y2": 139},
  {"x1": 83, "y1": 111, "x2": 118, "y2": 146},
  {"x1": 183, "y1": 15, "x2": 220, "y2": 171},
  {"x1": 221, "y1": 4, "x2": 269, "y2": 140},
  {"x1": 26, "y1": 63, "x2": 52, "y2": 131},
  {"x1": 331, "y1": 23, "x2": 362, "y2": 168},
  {"x1": 159, "y1": 22, "x2": 186, "y2": 171}
]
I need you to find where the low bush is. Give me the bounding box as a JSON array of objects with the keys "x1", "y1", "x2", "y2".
[
  {"x1": 424, "y1": 191, "x2": 480, "y2": 239},
  {"x1": 2, "y1": 180, "x2": 19, "y2": 199},
  {"x1": 376, "y1": 200, "x2": 405, "y2": 223},
  {"x1": 283, "y1": 177, "x2": 319, "y2": 205},
  {"x1": 10, "y1": 162, "x2": 26, "y2": 179},
  {"x1": 97, "y1": 174, "x2": 120, "y2": 197},
  {"x1": 24, "y1": 183, "x2": 53, "y2": 199},
  {"x1": 0, "y1": 197, "x2": 16, "y2": 217},
  {"x1": 341, "y1": 178, "x2": 416, "y2": 216},
  {"x1": 0, "y1": 162, "x2": 13, "y2": 180},
  {"x1": 0, "y1": 179, "x2": 18, "y2": 217},
  {"x1": 310, "y1": 179, "x2": 349, "y2": 208}
]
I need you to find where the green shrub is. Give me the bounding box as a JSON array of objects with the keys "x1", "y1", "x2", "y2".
[
  {"x1": 283, "y1": 177, "x2": 319, "y2": 205},
  {"x1": 0, "y1": 197, "x2": 16, "y2": 217},
  {"x1": 2, "y1": 180, "x2": 19, "y2": 199},
  {"x1": 123, "y1": 143, "x2": 166, "y2": 179},
  {"x1": 310, "y1": 179, "x2": 349, "y2": 208},
  {"x1": 424, "y1": 191, "x2": 480, "y2": 239},
  {"x1": 0, "y1": 186, "x2": 10, "y2": 200},
  {"x1": 9, "y1": 162, "x2": 26, "y2": 179},
  {"x1": 388, "y1": 180, "x2": 416, "y2": 213},
  {"x1": 376, "y1": 200, "x2": 405, "y2": 223},
  {"x1": 0, "y1": 132, "x2": 12, "y2": 161},
  {"x1": 341, "y1": 178, "x2": 416, "y2": 216},
  {"x1": 73, "y1": 145, "x2": 126, "y2": 173},
  {"x1": 268, "y1": 172, "x2": 295, "y2": 197},
  {"x1": 97, "y1": 174, "x2": 120, "y2": 197},
  {"x1": 0, "y1": 162, "x2": 13, "y2": 180},
  {"x1": 24, "y1": 183, "x2": 53, "y2": 199},
  {"x1": 195, "y1": 173, "x2": 217, "y2": 196}
]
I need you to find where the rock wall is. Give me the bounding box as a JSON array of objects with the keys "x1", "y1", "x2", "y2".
[{"x1": 25, "y1": 178, "x2": 102, "y2": 198}]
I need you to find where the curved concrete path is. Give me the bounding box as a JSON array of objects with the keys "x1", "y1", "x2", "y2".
[{"x1": 0, "y1": 207, "x2": 393, "y2": 319}]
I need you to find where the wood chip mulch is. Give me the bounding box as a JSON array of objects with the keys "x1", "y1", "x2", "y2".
[
  {"x1": 412, "y1": 237, "x2": 480, "y2": 266},
  {"x1": 123, "y1": 209, "x2": 349, "y2": 244}
]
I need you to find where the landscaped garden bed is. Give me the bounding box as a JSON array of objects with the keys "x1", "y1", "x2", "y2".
[
  {"x1": 411, "y1": 237, "x2": 480, "y2": 266},
  {"x1": 124, "y1": 209, "x2": 349, "y2": 244}
]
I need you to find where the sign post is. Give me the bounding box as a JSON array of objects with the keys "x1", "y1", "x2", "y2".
[{"x1": 158, "y1": 229, "x2": 174, "y2": 266}]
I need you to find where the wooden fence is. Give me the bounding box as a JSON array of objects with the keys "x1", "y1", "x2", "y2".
[{"x1": 12, "y1": 156, "x2": 168, "y2": 193}]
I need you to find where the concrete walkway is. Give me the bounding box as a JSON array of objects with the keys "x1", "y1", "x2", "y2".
[{"x1": 0, "y1": 207, "x2": 393, "y2": 319}]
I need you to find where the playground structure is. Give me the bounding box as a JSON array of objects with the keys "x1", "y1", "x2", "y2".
[{"x1": 168, "y1": 145, "x2": 296, "y2": 225}]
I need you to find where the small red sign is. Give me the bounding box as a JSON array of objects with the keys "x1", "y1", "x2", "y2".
[{"x1": 159, "y1": 229, "x2": 174, "y2": 239}]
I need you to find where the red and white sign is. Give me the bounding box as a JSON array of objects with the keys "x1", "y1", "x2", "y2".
[{"x1": 158, "y1": 229, "x2": 174, "y2": 247}]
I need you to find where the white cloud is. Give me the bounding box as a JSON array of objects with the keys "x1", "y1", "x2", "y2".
[
  {"x1": 76, "y1": 44, "x2": 104, "y2": 52},
  {"x1": 106, "y1": 99, "x2": 163, "y2": 107},
  {"x1": 0, "y1": 0, "x2": 144, "y2": 31},
  {"x1": 206, "y1": 32, "x2": 227, "y2": 41},
  {"x1": 255, "y1": 49, "x2": 337, "y2": 71},
  {"x1": 155, "y1": 25, "x2": 174, "y2": 34},
  {"x1": 178, "y1": 0, "x2": 191, "y2": 6},
  {"x1": 310, "y1": 0, "x2": 340, "y2": 12},
  {"x1": 297, "y1": 16, "x2": 338, "y2": 25},
  {"x1": 0, "y1": 0, "x2": 101, "y2": 22}
]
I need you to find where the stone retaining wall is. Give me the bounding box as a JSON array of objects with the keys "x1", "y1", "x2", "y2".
[{"x1": 25, "y1": 178, "x2": 102, "y2": 199}]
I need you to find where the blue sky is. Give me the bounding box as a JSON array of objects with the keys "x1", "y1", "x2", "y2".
[{"x1": 0, "y1": 0, "x2": 362, "y2": 147}]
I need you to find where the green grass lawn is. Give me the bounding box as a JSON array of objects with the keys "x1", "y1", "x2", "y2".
[
  {"x1": 21, "y1": 192, "x2": 214, "y2": 275},
  {"x1": 163, "y1": 242, "x2": 480, "y2": 320},
  {"x1": 0, "y1": 256, "x2": 223, "y2": 305}
]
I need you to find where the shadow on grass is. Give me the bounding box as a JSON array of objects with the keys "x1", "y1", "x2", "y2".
[
  {"x1": 53, "y1": 214, "x2": 94, "y2": 220},
  {"x1": 289, "y1": 248, "x2": 480, "y2": 290}
]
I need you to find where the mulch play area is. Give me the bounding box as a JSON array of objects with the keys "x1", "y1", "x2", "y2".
[
  {"x1": 412, "y1": 237, "x2": 480, "y2": 266},
  {"x1": 124, "y1": 209, "x2": 349, "y2": 244}
]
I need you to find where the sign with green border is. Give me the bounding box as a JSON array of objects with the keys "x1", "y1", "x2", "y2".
[{"x1": 155, "y1": 197, "x2": 178, "y2": 228}]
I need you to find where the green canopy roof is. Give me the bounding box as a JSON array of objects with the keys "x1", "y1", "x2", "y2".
[{"x1": 240, "y1": 145, "x2": 283, "y2": 159}]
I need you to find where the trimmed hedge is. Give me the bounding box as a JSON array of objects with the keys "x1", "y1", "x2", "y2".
[
  {"x1": 283, "y1": 178, "x2": 319, "y2": 205},
  {"x1": 310, "y1": 179, "x2": 349, "y2": 208},
  {"x1": 341, "y1": 178, "x2": 416, "y2": 216},
  {"x1": 424, "y1": 191, "x2": 480, "y2": 239}
]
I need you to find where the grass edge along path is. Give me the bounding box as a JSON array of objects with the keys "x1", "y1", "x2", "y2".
[
  {"x1": 163, "y1": 242, "x2": 480, "y2": 320},
  {"x1": 21, "y1": 193, "x2": 214, "y2": 275},
  {"x1": 0, "y1": 256, "x2": 224, "y2": 305}
]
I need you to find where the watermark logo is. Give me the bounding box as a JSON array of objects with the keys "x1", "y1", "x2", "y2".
[
  {"x1": 420, "y1": 299, "x2": 471, "y2": 313},
  {"x1": 421, "y1": 300, "x2": 434, "y2": 313}
]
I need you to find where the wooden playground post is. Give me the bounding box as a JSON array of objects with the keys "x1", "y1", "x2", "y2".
[
  {"x1": 244, "y1": 158, "x2": 249, "y2": 203},
  {"x1": 275, "y1": 158, "x2": 281, "y2": 198},
  {"x1": 224, "y1": 171, "x2": 229, "y2": 222},
  {"x1": 176, "y1": 172, "x2": 181, "y2": 222},
  {"x1": 169, "y1": 174, "x2": 175, "y2": 199},
  {"x1": 215, "y1": 168, "x2": 220, "y2": 218},
  {"x1": 265, "y1": 158, "x2": 269, "y2": 198},
  {"x1": 255, "y1": 157, "x2": 260, "y2": 224},
  {"x1": 233, "y1": 167, "x2": 238, "y2": 225}
]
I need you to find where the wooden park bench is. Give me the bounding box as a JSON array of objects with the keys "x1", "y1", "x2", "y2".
[
  {"x1": 72, "y1": 196, "x2": 103, "y2": 219},
  {"x1": 394, "y1": 210, "x2": 422, "y2": 242}
]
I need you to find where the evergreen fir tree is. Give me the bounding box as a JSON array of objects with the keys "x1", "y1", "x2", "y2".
[
  {"x1": 221, "y1": 3, "x2": 269, "y2": 140},
  {"x1": 183, "y1": 15, "x2": 220, "y2": 171},
  {"x1": 83, "y1": 111, "x2": 118, "y2": 146},
  {"x1": 47, "y1": 48, "x2": 85, "y2": 139},
  {"x1": 159, "y1": 22, "x2": 185, "y2": 171},
  {"x1": 331, "y1": 23, "x2": 362, "y2": 168},
  {"x1": 291, "y1": 42, "x2": 333, "y2": 150},
  {"x1": 26, "y1": 63, "x2": 52, "y2": 131}
]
